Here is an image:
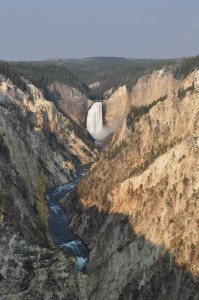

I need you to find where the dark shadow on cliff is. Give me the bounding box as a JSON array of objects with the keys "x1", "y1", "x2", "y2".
[{"x1": 60, "y1": 190, "x2": 199, "y2": 300}]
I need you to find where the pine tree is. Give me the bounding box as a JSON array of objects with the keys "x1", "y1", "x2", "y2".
[
  {"x1": 0, "y1": 188, "x2": 9, "y2": 212},
  {"x1": 38, "y1": 170, "x2": 49, "y2": 246}
]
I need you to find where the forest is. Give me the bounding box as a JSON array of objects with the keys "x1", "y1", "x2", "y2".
[
  {"x1": 0, "y1": 60, "x2": 27, "y2": 92},
  {"x1": 54, "y1": 57, "x2": 177, "y2": 99},
  {"x1": 10, "y1": 57, "x2": 177, "y2": 100},
  {"x1": 173, "y1": 55, "x2": 199, "y2": 79},
  {"x1": 10, "y1": 62, "x2": 88, "y2": 99},
  {"x1": 1, "y1": 56, "x2": 199, "y2": 101}
]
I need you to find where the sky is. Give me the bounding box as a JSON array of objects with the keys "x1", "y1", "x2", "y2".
[{"x1": 0, "y1": 0, "x2": 199, "y2": 60}]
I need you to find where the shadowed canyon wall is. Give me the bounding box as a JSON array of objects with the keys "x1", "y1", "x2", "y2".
[
  {"x1": 0, "y1": 75, "x2": 95, "y2": 242},
  {"x1": 63, "y1": 71, "x2": 199, "y2": 299},
  {"x1": 1, "y1": 68, "x2": 199, "y2": 299}
]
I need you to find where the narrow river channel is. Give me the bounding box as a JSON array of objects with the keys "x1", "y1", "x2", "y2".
[{"x1": 46, "y1": 165, "x2": 90, "y2": 271}]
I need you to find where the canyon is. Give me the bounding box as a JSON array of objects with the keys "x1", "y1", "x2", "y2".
[
  {"x1": 67, "y1": 69, "x2": 199, "y2": 299},
  {"x1": 0, "y1": 64, "x2": 199, "y2": 300},
  {"x1": 0, "y1": 75, "x2": 96, "y2": 243}
]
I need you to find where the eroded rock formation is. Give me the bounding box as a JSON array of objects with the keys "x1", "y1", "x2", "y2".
[
  {"x1": 1, "y1": 68, "x2": 199, "y2": 299},
  {"x1": 104, "y1": 69, "x2": 179, "y2": 134},
  {"x1": 66, "y1": 73, "x2": 199, "y2": 299},
  {"x1": 0, "y1": 224, "x2": 81, "y2": 300},
  {"x1": 0, "y1": 75, "x2": 95, "y2": 242},
  {"x1": 48, "y1": 82, "x2": 89, "y2": 126}
]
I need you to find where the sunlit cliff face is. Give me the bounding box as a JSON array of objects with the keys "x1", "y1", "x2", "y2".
[
  {"x1": 71, "y1": 78, "x2": 199, "y2": 298},
  {"x1": 0, "y1": 77, "x2": 95, "y2": 242},
  {"x1": 77, "y1": 72, "x2": 199, "y2": 279}
]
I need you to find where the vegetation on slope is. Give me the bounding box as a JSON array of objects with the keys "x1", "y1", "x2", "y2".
[
  {"x1": 77, "y1": 92, "x2": 180, "y2": 212},
  {"x1": 4, "y1": 55, "x2": 199, "y2": 102},
  {"x1": 0, "y1": 188, "x2": 9, "y2": 213},
  {"x1": 68, "y1": 118, "x2": 95, "y2": 150},
  {"x1": 38, "y1": 171, "x2": 49, "y2": 246},
  {"x1": 174, "y1": 55, "x2": 199, "y2": 79},
  {"x1": 8, "y1": 62, "x2": 95, "y2": 150},
  {"x1": 177, "y1": 83, "x2": 195, "y2": 100},
  {"x1": 10, "y1": 55, "x2": 199, "y2": 102},
  {"x1": 61, "y1": 57, "x2": 176, "y2": 99},
  {"x1": 11, "y1": 62, "x2": 88, "y2": 98},
  {"x1": 127, "y1": 95, "x2": 167, "y2": 132},
  {"x1": 0, "y1": 133, "x2": 10, "y2": 162},
  {"x1": 0, "y1": 60, "x2": 27, "y2": 92},
  {"x1": 11, "y1": 57, "x2": 176, "y2": 100}
]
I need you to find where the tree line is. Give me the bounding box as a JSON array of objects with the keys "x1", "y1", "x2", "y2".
[
  {"x1": 1, "y1": 55, "x2": 199, "y2": 102},
  {"x1": 0, "y1": 60, "x2": 27, "y2": 92},
  {"x1": 11, "y1": 62, "x2": 88, "y2": 99},
  {"x1": 62, "y1": 57, "x2": 176, "y2": 99},
  {"x1": 173, "y1": 55, "x2": 199, "y2": 79},
  {"x1": 10, "y1": 57, "x2": 175, "y2": 101}
]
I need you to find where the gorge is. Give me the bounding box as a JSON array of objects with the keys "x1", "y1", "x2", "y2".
[
  {"x1": 0, "y1": 57, "x2": 199, "y2": 299},
  {"x1": 46, "y1": 165, "x2": 90, "y2": 271}
]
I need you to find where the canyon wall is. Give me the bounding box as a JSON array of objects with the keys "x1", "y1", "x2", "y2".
[
  {"x1": 0, "y1": 224, "x2": 81, "y2": 300},
  {"x1": 104, "y1": 69, "x2": 178, "y2": 133},
  {"x1": 104, "y1": 69, "x2": 196, "y2": 136},
  {"x1": 67, "y1": 71, "x2": 199, "y2": 299},
  {"x1": 1, "y1": 68, "x2": 199, "y2": 299},
  {"x1": 104, "y1": 86, "x2": 129, "y2": 131},
  {"x1": 130, "y1": 68, "x2": 177, "y2": 106},
  {"x1": 48, "y1": 82, "x2": 89, "y2": 126},
  {"x1": 0, "y1": 75, "x2": 95, "y2": 242}
]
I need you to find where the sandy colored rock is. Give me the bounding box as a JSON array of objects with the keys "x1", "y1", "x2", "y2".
[
  {"x1": 69, "y1": 81, "x2": 199, "y2": 299},
  {"x1": 104, "y1": 86, "x2": 129, "y2": 131},
  {"x1": 194, "y1": 69, "x2": 199, "y2": 91},
  {"x1": 48, "y1": 82, "x2": 89, "y2": 125},
  {"x1": 130, "y1": 69, "x2": 178, "y2": 106},
  {"x1": 0, "y1": 76, "x2": 95, "y2": 242},
  {"x1": 104, "y1": 69, "x2": 179, "y2": 135}
]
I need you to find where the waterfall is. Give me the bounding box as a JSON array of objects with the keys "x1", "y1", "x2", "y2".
[{"x1": 87, "y1": 102, "x2": 103, "y2": 140}]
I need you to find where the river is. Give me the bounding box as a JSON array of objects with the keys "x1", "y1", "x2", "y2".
[{"x1": 46, "y1": 165, "x2": 90, "y2": 271}]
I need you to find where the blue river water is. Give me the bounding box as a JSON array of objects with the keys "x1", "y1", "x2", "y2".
[{"x1": 46, "y1": 165, "x2": 90, "y2": 271}]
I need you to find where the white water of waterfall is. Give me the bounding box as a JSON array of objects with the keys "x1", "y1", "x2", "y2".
[{"x1": 87, "y1": 102, "x2": 103, "y2": 140}]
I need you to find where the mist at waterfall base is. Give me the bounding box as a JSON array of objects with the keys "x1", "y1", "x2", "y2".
[{"x1": 87, "y1": 101, "x2": 114, "y2": 141}]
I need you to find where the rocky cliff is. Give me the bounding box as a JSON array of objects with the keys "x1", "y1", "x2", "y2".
[
  {"x1": 103, "y1": 69, "x2": 177, "y2": 133},
  {"x1": 45, "y1": 69, "x2": 182, "y2": 139},
  {"x1": 48, "y1": 82, "x2": 89, "y2": 126},
  {"x1": 1, "y1": 67, "x2": 199, "y2": 299},
  {"x1": 65, "y1": 71, "x2": 199, "y2": 299},
  {"x1": 104, "y1": 86, "x2": 129, "y2": 132},
  {"x1": 130, "y1": 68, "x2": 178, "y2": 106},
  {"x1": 0, "y1": 224, "x2": 81, "y2": 300},
  {"x1": 0, "y1": 75, "x2": 95, "y2": 242}
]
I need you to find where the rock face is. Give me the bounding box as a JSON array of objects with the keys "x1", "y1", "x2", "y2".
[
  {"x1": 0, "y1": 75, "x2": 95, "y2": 242},
  {"x1": 194, "y1": 70, "x2": 199, "y2": 91},
  {"x1": 88, "y1": 82, "x2": 100, "y2": 89},
  {"x1": 1, "y1": 68, "x2": 199, "y2": 299},
  {"x1": 130, "y1": 68, "x2": 178, "y2": 106},
  {"x1": 68, "y1": 78, "x2": 199, "y2": 299},
  {"x1": 104, "y1": 86, "x2": 129, "y2": 132},
  {"x1": 104, "y1": 69, "x2": 179, "y2": 134},
  {"x1": 46, "y1": 70, "x2": 183, "y2": 140},
  {"x1": 0, "y1": 224, "x2": 80, "y2": 300},
  {"x1": 48, "y1": 82, "x2": 89, "y2": 125}
]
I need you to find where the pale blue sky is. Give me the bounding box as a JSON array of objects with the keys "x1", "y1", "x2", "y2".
[{"x1": 0, "y1": 0, "x2": 199, "y2": 60}]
